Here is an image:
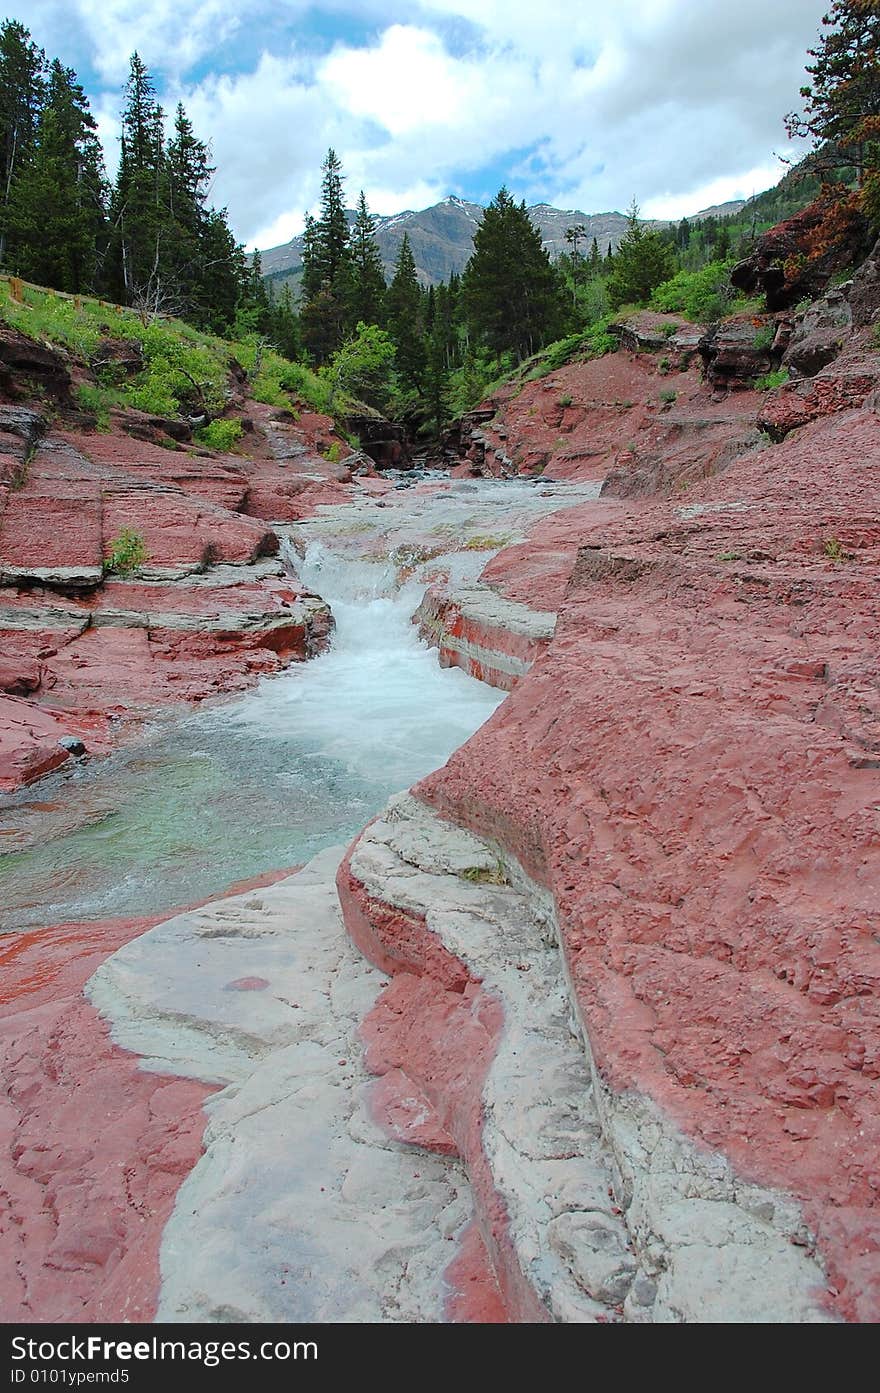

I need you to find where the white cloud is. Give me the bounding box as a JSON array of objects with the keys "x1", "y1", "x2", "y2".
[
  {"x1": 13, "y1": 0, "x2": 831, "y2": 248},
  {"x1": 320, "y1": 27, "x2": 475, "y2": 137},
  {"x1": 52, "y1": 0, "x2": 247, "y2": 83}
]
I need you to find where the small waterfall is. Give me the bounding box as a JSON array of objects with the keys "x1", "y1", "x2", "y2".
[
  {"x1": 0, "y1": 541, "x2": 503, "y2": 929},
  {"x1": 232, "y1": 540, "x2": 503, "y2": 790}
]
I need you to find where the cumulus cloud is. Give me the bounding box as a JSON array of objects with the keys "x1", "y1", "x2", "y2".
[{"x1": 12, "y1": 0, "x2": 830, "y2": 248}]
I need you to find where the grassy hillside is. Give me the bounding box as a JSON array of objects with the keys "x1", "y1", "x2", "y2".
[{"x1": 0, "y1": 279, "x2": 334, "y2": 431}]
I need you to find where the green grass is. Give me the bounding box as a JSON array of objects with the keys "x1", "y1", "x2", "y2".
[
  {"x1": 74, "y1": 381, "x2": 121, "y2": 431},
  {"x1": 822, "y1": 536, "x2": 851, "y2": 562},
  {"x1": 523, "y1": 320, "x2": 618, "y2": 383},
  {"x1": 0, "y1": 282, "x2": 331, "y2": 424},
  {"x1": 752, "y1": 325, "x2": 776, "y2": 352},
  {"x1": 104, "y1": 528, "x2": 148, "y2": 576}
]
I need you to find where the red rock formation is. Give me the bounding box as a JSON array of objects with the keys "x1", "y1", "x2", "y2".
[
  {"x1": 0, "y1": 913, "x2": 211, "y2": 1321},
  {"x1": 730, "y1": 193, "x2": 868, "y2": 311},
  {"x1": 0, "y1": 394, "x2": 350, "y2": 790},
  {"x1": 454, "y1": 316, "x2": 764, "y2": 493},
  {"x1": 337, "y1": 278, "x2": 880, "y2": 1319},
  {"x1": 406, "y1": 399, "x2": 880, "y2": 1321}
]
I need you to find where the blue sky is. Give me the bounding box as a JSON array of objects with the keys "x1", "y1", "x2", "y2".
[{"x1": 14, "y1": 1, "x2": 828, "y2": 250}]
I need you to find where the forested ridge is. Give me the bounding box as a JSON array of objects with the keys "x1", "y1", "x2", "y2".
[{"x1": 1, "y1": 2, "x2": 879, "y2": 440}]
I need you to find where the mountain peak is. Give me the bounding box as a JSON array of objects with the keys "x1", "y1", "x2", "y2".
[{"x1": 257, "y1": 193, "x2": 750, "y2": 291}]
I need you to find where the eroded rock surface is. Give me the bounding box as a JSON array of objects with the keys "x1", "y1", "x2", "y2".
[
  {"x1": 86, "y1": 848, "x2": 483, "y2": 1323},
  {"x1": 0, "y1": 404, "x2": 354, "y2": 789}
]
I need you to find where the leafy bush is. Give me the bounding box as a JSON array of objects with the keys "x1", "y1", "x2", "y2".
[
  {"x1": 104, "y1": 528, "x2": 148, "y2": 576},
  {"x1": 195, "y1": 418, "x2": 243, "y2": 451},
  {"x1": 447, "y1": 351, "x2": 516, "y2": 417},
  {"x1": 659, "y1": 388, "x2": 678, "y2": 405},
  {"x1": 75, "y1": 382, "x2": 118, "y2": 431},
  {"x1": 754, "y1": 369, "x2": 789, "y2": 391},
  {"x1": 557, "y1": 394, "x2": 573, "y2": 407},
  {"x1": 649, "y1": 260, "x2": 736, "y2": 321},
  {"x1": 752, "y1": 325, "x2": 776, "y2": 351},
  {"x1": 324, "y1": 441, "x2": 344, "y2": 463},
  {"x1": 321, "y1": 322, "x2": 396, "y2": 412}
]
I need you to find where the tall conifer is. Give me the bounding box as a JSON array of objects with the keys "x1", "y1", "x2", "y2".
[
  {"x1": 461, "y1": 187, "x2": 563, "y2": 359},
  {"x1": 7, "y1": 60, "x2": 106, "y2": 291},
  {"x1": 348, "y1": 190, "x2": 386, "y2": 325},
  {"x1": 386, "y1": 232, "x2": 425, "y2": 389}
]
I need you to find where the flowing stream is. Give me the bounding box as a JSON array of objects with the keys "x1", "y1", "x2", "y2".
[
  {"x1": 0, "y1": 477, "x2": 600, "y2": 934},
  {"x1": 0, "y1": 545, "x2": 504, "y2": 933}
]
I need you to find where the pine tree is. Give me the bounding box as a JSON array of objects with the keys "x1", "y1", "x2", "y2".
[
  {"x1": 7, "y1": 59, "x2": 106, "y2": 291},
  {"x1": 348, "y1": 190, "x2": 386, "y2": 325},
  {"x1": 268, "y1": 282, "x2": 300, "y2": 360},
  {"x1": 300, "y1": 148, "x2": 352, "y2": 361},
  {"x1": 109, "y1": 53, "x2": 166, "y2": 301},
  {"x1": 234, "y1": 247, "x2": 271, "y2": 334},
  {"x1": 300, "y1": 213, "x2": 321, "y2": 301},
  {"x1": 424, "y1": 316, "x2": 451, "y2": 436},
  {"x1": 164, "y1": 102, "x2": 227, "y2": 324},
  {"x1": 786, "y1": 1, "x2": 880, "y2": 181},
  {"x1": 461, "y1": 187, "x2": 563, "y2": 359},
  {"x1": 315, "y1": 148, "x2": 349, "y2": 284},
  {"x1": 165, "y1": 103, "x2": 212, "y2": 236},
  {"x1": 0, "y1": 20, "x2": 46, "y2": 262},
  {"x1": 386, "y1": 232, "x2": 426, "y2": 390},
  {"x1": 196, "y1": 207, "x2": 245, "y2": 333},
  {"x1": 606, "y1": 200, "x2": 675, "y2": 309}
]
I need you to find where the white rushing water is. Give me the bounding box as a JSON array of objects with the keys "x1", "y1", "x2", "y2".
[
  {"x1": 1, "y1": 537, "x2": 505, "y2": 930},
  {"x1": 230, "y1": 539, "x2": 504, "y2": 790}
]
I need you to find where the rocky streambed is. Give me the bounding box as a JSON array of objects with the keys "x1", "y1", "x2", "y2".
[
  {"x1": 1, "y1": 472, "x2": 606, "y2": 1322},
  {"x1": 3, "y1": 295, "x2": 880, "y2": 1323}
]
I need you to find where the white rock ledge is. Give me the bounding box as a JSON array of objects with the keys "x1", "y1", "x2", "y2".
[
  {"x1": 86, "y1": 847, "x2": 471, "y2": 1323},
  {"x1": 348, "y1": 793, "x2": 832, "y2": 1323}
]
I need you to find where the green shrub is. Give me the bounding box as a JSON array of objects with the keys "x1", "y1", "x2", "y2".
[
  {"x1": 558, "y1": 394, "x2": 573, "y2": 408},
  {"x1": 658, "y1": 356, "x2": 672, "y2": 374},
  {"x1": 659, "y1": 388, "x2": 678, "y2": 405},
  {"x1": 822, "y1": 536, "x2": 851, "y2": 562},
  {"x1": 104, "y1": 528, "x2": 148, "y2": 576},
  {"x1": 649, "y1": 260, "x2": 736, "y2": 321},
  {"x1": 325, "y1": 441, "x2": 344, "y2": 463},
  {"x1": 195, "y1": 418, "x2": 243, "y2": 451},
  {"x1": 754, "y1": 369, "x2": 789, "y2": 391},
  {"x1": 322, "y1": 322, "x2": 396, "y2": 413},
  {"x1": 75, "y1": 382, "x2": 118, "y2": 431},
  {"x1": 752, "y1": 325, "x2": 775, "y2": 351}
]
